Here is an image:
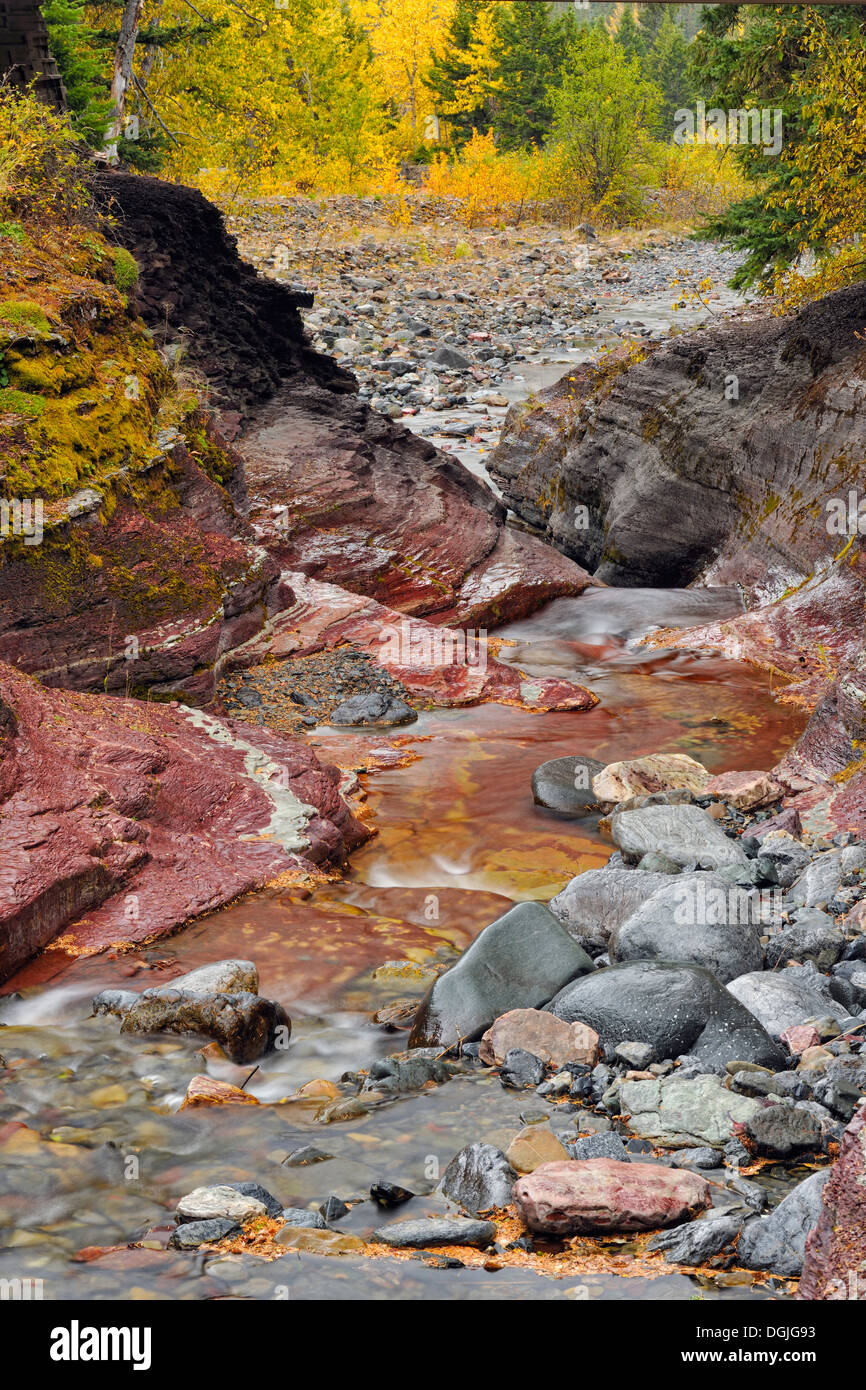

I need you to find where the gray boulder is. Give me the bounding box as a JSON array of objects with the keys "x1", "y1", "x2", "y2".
[
  {"x1": 786, "y1": 851, "x2": 844, "y2": 908},
  {"x1": 765, "y1": 913, "x2": 845, "y2": 970},
  {"x1": 329, "y1": 692, "x2": 416, "y2": 726},
  {"x1": 409, "y1": 901, "x2": 594, "y2": 1049},
  {"x1": 372, "y1": 1216, "x2": 495, "y2": 1248},
  {"x1": 610, "y1": 804, "x2": 749, "y2": 871},
  {"x1": 613, "y1": 1073, "x2": 762, "y2": 1147},
  {"x1": 726, "y1": 965, "x2": 845, "y2": 1038},
  {"x1": 548, "y1": 868, "x2": 674, "y2": 954},
  {"x1": 531, "y1": 755, "x2": 605, "y2": 816},
  {"x1": 609, "y1": 874, "x2": 763, "y2": 983},
  {"x1": 648, "y1": 1209, "x2": 743, "y2": 1264},
  {"x1": 548, "y1": 961, "x2": 784, "y2": 1070},
  {"x1": 737, "y1": 1170, "x2": 830, "y2": 1275},
  {"x1": 743, "y1": 1103, "x2": 823, "y2": 1157},
  {"x1": 439, "y1": 1143, "x2": 517, "y2": 1214}
]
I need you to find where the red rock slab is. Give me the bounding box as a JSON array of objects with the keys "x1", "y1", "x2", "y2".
[
  {"x1": 0, "y1": 663, "x2": 369, "y2": 982},
  {"x1": 513, "y1": 1158, "x2": 711, "y2": 1235},
  {"x1": 240, "y1": 386, "x2": 593, "y2": 627},
  {"x1": 703, "y1": 769, "x2": 783, "y2": 810},
  {"x1": 246, "y1": 572, "x2": 597, "y2": 713},
  {"x1": 798, "y1": 1104, "x2": 866, "y2": 1300}
]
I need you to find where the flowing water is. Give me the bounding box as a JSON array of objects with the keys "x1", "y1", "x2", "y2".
[{"x1": 0, "y1": 582, "x2": 807, "y2": 1301}]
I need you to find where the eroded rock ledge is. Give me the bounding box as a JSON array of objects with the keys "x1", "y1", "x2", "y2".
[{"x1": 0, "y1": 663, "x2": 369, "y2": 983}]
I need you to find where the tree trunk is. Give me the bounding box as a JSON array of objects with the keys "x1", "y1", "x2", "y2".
[
  {"x1": 103, "y1": 0, "x2": 144, "y2": 159},
  {"x1": 0, "y1": 0, "x2": 67, "y2": 108}
]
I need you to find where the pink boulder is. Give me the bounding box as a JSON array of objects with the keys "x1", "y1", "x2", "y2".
[
  {"x1": 480, "y1": 1008, "x2": 600, "y2": 1068},
  {"x1": 513, "y1": 1158, "x2": 711, "y2": 1236}
]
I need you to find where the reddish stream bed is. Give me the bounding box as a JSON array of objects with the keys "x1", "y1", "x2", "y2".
[{"x1": 0, "y1": 587, "x2": 807, "y2": 1301}]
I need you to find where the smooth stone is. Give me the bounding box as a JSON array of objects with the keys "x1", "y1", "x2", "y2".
[
  {"x1": 513, "y1": 1158, "x2": 711, "y2": 1235},
  {"x1": 610, "y1": 804, "x2": 749, "y2": 870},
  {"x1": 548, "y1": 961, "x2": 784, "y2": 1070},
  {"x1": 593, "y1": 753, "x2": 710, "y2": 803},
  {"x1": 163, "y1": 959, "x2": 258, "y2": 995},
  {"x1": 737, "y1": 1170, "x2": 830, "y2": 1276},
  {"x1": 169, "y1": 1217, "x2": 241, "y2": 1249},
  {"x1": 408, "y1": 901, "x2": 594, "y2": 1049},
  {"x1": 439, "y1": 1143, "x2": 517, "y2": 1213},
  {"x1": 507, "y1": 1125, "x2": 570, "y2": 1173},
  {"x1": 727, "y1": 966, "x2": 844, "y2": 1039},
  {"x1": 609, "y1": 874, "x2": 763, "y2": 984},
  {"x1": 548, "y1": 868, "x2": 677, "y2": 954},
  {"x1": 647, "y1": 1208, "x2": 744, "y2": 1264},
  {"x1": 531, "y1": 755, "x2": 605, "y2": 816},
  {"x1": 91, "y1": 989, "x2": 139, "y2": 1018},
  {"x1": 229, "y1": 1181, "x2": 282, "y2": 1217},
  {"x1": 480, "y1": 1008, "x2": 600, "y2": 1069},
  {"x1": 703, "y1": 770, "x2": 782, "y2": 811},
  {"x1": 279, "y1": 1207, "x2": 327, "y2": 1230},
  {"x1": 614, "y1": 1073, "x2": 761, "y2": 1147},
  {"x1": 669, "y1": 1146, "x2": 720, "y2": 1169},
  {"x1": 786, "y1": 851, "x2": 844, "y2": 908},
  {"x1": 328, "y1": 692, "x2": 416, "y2": 726},
  {"x1": 176, "y1": 1185, "x2": 266, "y2": 1224},
  {"x1": 372, "y1": 1217, "x2": 495, "y2": 1248}
]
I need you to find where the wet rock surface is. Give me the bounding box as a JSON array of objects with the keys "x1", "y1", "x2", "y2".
[
  {"x1": 548, "y1": 962, "x2": 785, "y2": 1071},
  {"x1": 408, "y1": 901, "x2": 594, "y2": 1049},
  {"x1": 513, "y1": 1158, "x2": 711, "y2": 1236}
]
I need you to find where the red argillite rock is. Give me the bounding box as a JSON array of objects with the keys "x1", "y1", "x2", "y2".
[
  {"x1": 797, "y1": 1104, "x2": 866, "y2": 1301},
  {"x1": 512, "y1": 1158, "x2": 712, "y2": 1236},
  {"x1": 247, "y1": 571, "x2": 597, "y2": 713},
  {"x1": 0, "y1": 663, "x2": 369, "y2": 983}
]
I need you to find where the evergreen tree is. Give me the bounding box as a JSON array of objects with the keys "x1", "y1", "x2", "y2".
[
  {"x1": 487, "y1": 0, "x2": 576, "y2": 150},
  {"x1": 425, "y1": 0, "x2": 495, "y2": 147},
  {"x1": 615, "y1": 5, "x2": 646, "y2": 63},
  {"x1": 41, "y1": 0, "x2": 112, "y2": 147},
  {"x1": 691, "y1": 2, "x2": 866, "y2": 290},
  {"x1": 645, "y1": 9, "x2": 692, "y2": 136}
]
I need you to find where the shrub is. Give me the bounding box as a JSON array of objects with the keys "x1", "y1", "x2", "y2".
[{"x1": 0, "y1": 81, "x2": 87, "y2": 228}]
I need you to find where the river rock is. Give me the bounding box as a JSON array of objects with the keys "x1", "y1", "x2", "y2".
[
  {"x1": 613, "y1": 1073, "x2": 762, "y2": 1147},
  {"x1": 507, "y1": 1126, "x2": 571, "y2": 1173},
  {"x1": 548, "y1": 868, "x2": 675, "y2": 954},
  {"x1": 372, "y1": 1216, "x2": 495, "y2": 1248},
  {"x1": 764, "y1": 914, "x2": 845, "y2": 970},
  {"x1": 479, "y1": 1008, "x2": 600, "y2": 1068},
  {"x1": 703, "y1": 770, "x2": 783, "y2": 811},
  {"x1": 569, "y1": 1131, "x2": 630, "y2": 1162},
  {"x1": 751, "y1": 833, "x2": 811, "y2": 887},
  {"x1": 169, "y1": 1217, "x2": 241, "y2": 1249},
  {"x1": 608, "y1": 874, "x2": 763, "y2": 983},
  {"x1": 786, "y1": 851, "x2": 844, "y2": 908},
  {"x1": 647, "y1": 1208, "x2": 744, "y2": 1264},
  {"x1": 593, "y1": 754, "x2": 710, "y2": 804},
  {"x1": 726, "y1": 965, "x2": 845, "y2": 1038},
  {"x1": 176, "y1": 1185, "x2": 267, "y2": 1224},
  {"x1": 279, "y1": 1207, "x2": 328, "y2": 1230},
  {"x1": 743, "y1": 1103, "x2": 823, "y2": 1157},
  {"x1": 738, "y1": 1169, "x2": 830, "y2": 1277},
  {"x1": 408, "y1": 901, "x2": 594, "y2": 1049},
  {"x1": 610, "y1": 804, "x2": 748, "y2": 870},
  {"x1": 439, "y1": 1143, "x2": 517, "y2": 1213},
  {"x1": 180, "y1": 1075, "x2": 260, "y2": 1108},
  {"x1": 500, "y1": 1048, "x2": 545, "y2": 1088},
  {"x1": 548, "y1": 961, "x2": 784, "y2": 1070},
  {"x1": 120, "y1": 989, "x2": 291, "y2": 1063},
  {"x1": 162, "y1": 959, "x2": 259, "y2": 994},
  {"x1": 229, "y1": 1181, "x2": 282, "y2": 1218},
  {"x1": 328, "y1": 691, "x2": 417, "y2": 726},
  {"x1": 531, "y1": 755, "x2": 605, "y2": 815},
  {"x1": 512, "y1": 1158, "x2": 711, "y2": 1235},
  {"x1": 810, "y1": 1055, "x2": 866, "y2": 1120},
  {"x1": 798, "y1": 1104, "x2": 866, "y2": 1299}
]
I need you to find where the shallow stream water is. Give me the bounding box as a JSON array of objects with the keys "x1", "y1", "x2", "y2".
[{"x1": 0, "y1": 584, "x2": 807, "y2": 1301}]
